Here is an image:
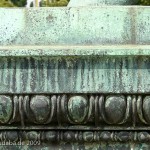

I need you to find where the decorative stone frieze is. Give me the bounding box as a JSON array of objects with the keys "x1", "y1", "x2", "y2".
[
  {"x1": 0, "y1": 94, "x2": 149, "y2": 129},
  {"x1": 0, "y1": 0, "x2": 150, "y2": 149}
]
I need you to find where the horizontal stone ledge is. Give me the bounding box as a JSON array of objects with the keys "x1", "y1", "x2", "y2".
[
  {"x1": 0, "y1": 7, "x2": 150, "y2": 45},
  {"x1": 0, "y1": 45, "x2": 150, "y2": 56}
]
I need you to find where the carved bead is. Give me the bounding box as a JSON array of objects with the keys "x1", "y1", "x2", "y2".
[
  {"x1": 26, "y1": 131, "x2": 39, "y2": 141},
  {"x1": 83, "y1": 132, "x2": 94, "y2": 142},
  {"x1": 68, "y1": 96, "x2": 88, "y2": 124},
  {"x1": 0, "y1": 95, "x2": 12, "y2": 124},
  {"x1": 100, "y1": 131, "x2": 112, "y2": 141},
  {"x1": 105, "y1": 96, "x2": 126, "y2": 124},
  {"x1": 117, "y1": 132, "x2": 131, "y2": 142},
  {"x1": 138, "y1": 132, "x2": 150, "y2": 142},
  {"x1": 30, "y1": 95, "x2": 50, "y2": 124},
  {"x1": 6, "y1": 131, "x2": 18, "y2": 142},
  {"x1": 63, "y1": 131, "x2": 75, "y2": 142},
  {"x1": 45, "y1": 131, "x2": 57, "y2": 142}
]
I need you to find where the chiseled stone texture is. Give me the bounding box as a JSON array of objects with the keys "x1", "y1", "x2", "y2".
[{"x1": 0, "y1": 7, "x2": 150, "y2": 45}]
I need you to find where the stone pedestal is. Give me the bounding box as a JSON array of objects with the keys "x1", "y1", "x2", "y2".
[
  {"x1": 0, "y1": 0, "x2": 150, "y2": 149},
  {"x1": 68, "y1": 0, "x2": 139, "y2": 6}
]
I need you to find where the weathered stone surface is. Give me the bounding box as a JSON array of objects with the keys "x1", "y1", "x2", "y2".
[
  {"x1": 0, "y1": 7, "x2": 150, "y2": 45},
  {"x1": 0, "y1": 46, "x2": 149, "y2": 93},
  {"x1": 0, "y1": 4, "x2": 150, "y2": 149}
]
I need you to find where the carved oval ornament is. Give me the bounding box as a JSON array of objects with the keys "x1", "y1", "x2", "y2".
[
  {"x1": 68, "y1": 96, "x2": 88, "y2": 124},
  {"x1": 105, "y1": 96, "x2": 126, "y2": 124},
  {"x1": 143, "y1": 96, "x2": 150, "y2": 124},
  {"x1": 30, "y1": 95, "x2": 50, "y2": 124},
  {"x1": 0, "y1": 95, "x2": 12, "y2": 124}
]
